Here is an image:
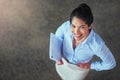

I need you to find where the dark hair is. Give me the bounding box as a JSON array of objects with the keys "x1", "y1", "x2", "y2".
[{"x1": 70, "y1": 3, "x2": 93, "y2": 26}]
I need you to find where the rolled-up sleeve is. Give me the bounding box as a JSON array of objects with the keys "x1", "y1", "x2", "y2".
[{"x1": 91, "y1": 44, "x2": 116, "y2": 71}]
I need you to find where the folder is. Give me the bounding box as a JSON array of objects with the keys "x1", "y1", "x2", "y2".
[{"x1": 49, "y1": 33, "x2": 62, "y2": 61}]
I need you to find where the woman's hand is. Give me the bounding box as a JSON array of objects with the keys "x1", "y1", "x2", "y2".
[
  {"x1": 56, "y1": 59, "x2": 63, "y2": 65},
  {"x1": 77, "y1": 61, "x2": 91, "y2": 69}
]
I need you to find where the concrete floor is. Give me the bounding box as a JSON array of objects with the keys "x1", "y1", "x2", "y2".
[{"x1": 0, "y1": 0, "x2": 120, "y2": 80}]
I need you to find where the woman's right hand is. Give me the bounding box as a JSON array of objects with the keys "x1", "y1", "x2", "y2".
[{"x1": 56, "y1": 59, "x2": 63, "y2": 65}]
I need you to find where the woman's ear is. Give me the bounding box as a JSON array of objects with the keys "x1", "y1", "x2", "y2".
[{"x1": 88, "y1": 24, "x2": 92, "y2": 29}]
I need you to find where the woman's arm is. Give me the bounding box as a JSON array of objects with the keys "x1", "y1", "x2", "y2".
[
  {"x1": 90, "y1": 44, "x2": 116, "y2": 71},
  {"x1": 55, "y1": 21, "x2": 69, "y2": 65}
]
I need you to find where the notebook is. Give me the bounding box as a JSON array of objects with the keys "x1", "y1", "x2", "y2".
[{"x1": 49, "y1": 33, "x2": 62, "y2": 61}]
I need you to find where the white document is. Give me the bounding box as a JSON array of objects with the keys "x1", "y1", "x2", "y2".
[{"x1": 49, "y1": 33, "x2": 62, "y2": 61}]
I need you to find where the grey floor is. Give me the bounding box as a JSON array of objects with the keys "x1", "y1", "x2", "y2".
[{"x1": 0, "y1": 0, "x2": 120, "y2": 80}]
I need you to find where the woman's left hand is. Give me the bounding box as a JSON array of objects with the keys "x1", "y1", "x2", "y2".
[{"x1": 77, "y1": 61, "x2": 91, "y2": 69}]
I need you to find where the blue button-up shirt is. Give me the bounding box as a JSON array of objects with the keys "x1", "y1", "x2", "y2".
[{"x1": 55, "y1": 20, "x2": 116, "y2": 71}]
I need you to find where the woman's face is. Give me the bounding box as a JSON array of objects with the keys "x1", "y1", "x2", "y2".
[{"x1": 71, "y1": 17, "x2": 92, "y2": 42}]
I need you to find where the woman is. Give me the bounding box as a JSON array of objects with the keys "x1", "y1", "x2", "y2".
[{"x1": 50, "y1": 3, "x2": 116, "y2": 80}]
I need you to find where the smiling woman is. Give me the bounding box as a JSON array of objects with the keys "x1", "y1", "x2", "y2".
[
  {"x1": 70, "y1": 17, "x2": 91, "y2": 47},
  {"x1": 49, "y1": 3, "x2": 116, "y2": 80}
]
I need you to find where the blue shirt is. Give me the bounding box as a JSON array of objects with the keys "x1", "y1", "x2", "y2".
[{"x1": 55, "y1": 20, "x2": 116, "y2": 71}]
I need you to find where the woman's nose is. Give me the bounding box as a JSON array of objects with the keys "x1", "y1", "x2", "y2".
[{"x1": 74, "y1": 28, "x2": 79, "y2": 34}]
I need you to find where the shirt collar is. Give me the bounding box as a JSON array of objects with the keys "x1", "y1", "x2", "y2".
[{"x1": 80, "y1": 29, "x2": 94, "y2": 45}]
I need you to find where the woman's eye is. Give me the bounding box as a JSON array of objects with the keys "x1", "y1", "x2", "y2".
[
  {"x1": 80, "y1": 26, "x2": 85, "y2": 29},
  {"x1": 72, "y1": 26, "x2": 75, "y2": 28},
  {"x1": 71, "y1": 25, "x2": 75, "y2": 28}
]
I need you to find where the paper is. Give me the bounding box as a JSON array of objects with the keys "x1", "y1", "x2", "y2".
[{"x1": 49, "y1": 33, "x2": 62, "y2": 61}]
